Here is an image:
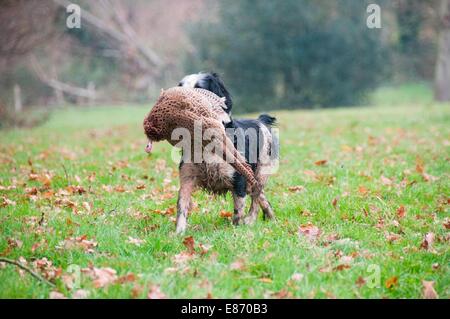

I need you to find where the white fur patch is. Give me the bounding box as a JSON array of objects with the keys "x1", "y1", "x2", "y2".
[{"x1": 179, "y1": 73, "x2": 204, "y2": 88}]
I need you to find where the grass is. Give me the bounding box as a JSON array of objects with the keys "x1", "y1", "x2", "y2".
[{"x1": 0, "y1": 83, "x2": 449, "y2": 298}]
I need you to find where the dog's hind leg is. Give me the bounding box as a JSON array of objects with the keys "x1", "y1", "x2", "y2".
[
  {"x1": 258, "y1": 192, "x2": 275, "y2": 221},
  {"x1": 176, "y1": 164, "x2": 197, "y2": 234},
  {"x1": 243, "y1": 195, "x2": 260, "y2": 225}
]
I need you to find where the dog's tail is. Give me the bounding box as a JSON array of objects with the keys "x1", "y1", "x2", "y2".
[{"x1": 258, "y1": 114, "x2": 277, "y2": 127}]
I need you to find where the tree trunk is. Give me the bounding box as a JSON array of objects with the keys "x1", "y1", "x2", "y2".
[
  {"x1": 14, "y1": 84, "x2": 22, "y2": 113},
  {"x1": 434, "y1": 0, "x2": 450, "y2": 102}
]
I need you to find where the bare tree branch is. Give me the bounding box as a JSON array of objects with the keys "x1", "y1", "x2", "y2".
[
  {"x1": 0, "y1": 257, "x2": 56, "y2": 287},
  {"x1": 51, "y1": 0, "x2": 162, "y2": 68},
  {"x1": 30, "y1": 55, "x2": 97, "y2": 101}
]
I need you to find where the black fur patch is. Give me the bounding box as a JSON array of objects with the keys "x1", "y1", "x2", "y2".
[{"x1": 232, "y1": 171, "x2": 247, "y2": 197}]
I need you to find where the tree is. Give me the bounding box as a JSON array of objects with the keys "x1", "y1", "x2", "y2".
[
  {"x1": 186, "y1": 0, "x2": 388, "y2": 111},
  {"x1": 434, "y1": 0, "x2": 450, "y2": 101}
]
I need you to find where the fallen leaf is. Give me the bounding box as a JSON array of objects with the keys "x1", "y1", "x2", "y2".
[
  {"x1": 420, "y1": 232, "x2": 435, "y2": 251},
  {"x1": 82, "y1": 267, "x2": 117, "y2": 288},
  {"x1": 116, "y1": 273, "x2": 136, "y2": 284},
  {"x1": 172, "y1": 252, "x2": 194, "y2": 265},
  {"x1": 358, "y1": 186, "x2": 369, "y2": 196},
  {"x1": 291, "y1": 273, "x2": 304, "y2": 281},
  {"x1": 147, "y1": 285, "x2": 166, "y2": 299},
  {"x1": 230, "y1": 259, "x2": 246, "y2": 271},
  {"x1": 355, "y1": 276, "x2": 366, "y2": 287},
  {"x1": 127, "y1": 236, "x2": 145, "y2": 247},
  {"x1": 298, "y1": 223, "x2": 321, "y2": 242},
  {"x1": 182, "y1": 236, "x2": 195, "y2": 254},
  {"x1": 288, "y1": 185, "x2": 305, "y2": 192},
  {"x1": 136, "y1": 184, "x2": 146, "y2": 190},
  {"x1": 422, "y1": 173, "x2": 437, "y2": 182},
  {"x1": 380, "y1": 175, "x2": 393, "y2": 185},
  {"x1": 32, "y1": 257, "x2": 61, "y2": 280},
  {"x1": 198, "y1": 243, "x2": 212, "y2": 255},
  {"x1": 397, "y1": 206, "x2": 406, "y2": 219},
  {"x1": 304, "y1": 170, "x2": 317, "y2": 179},
  {"x1": 444, "y1": 219, "x2": 450, "y2": 230},
  {"x1": 271, "y1": 289, "x2": 292, "y2": 298},
  {"x1": 57, "y1": 235, "x2": 97, "y2": 253},
  {"x1": 114, "y1": 185, "x2": 126, "y2": 193},
  {"x1": 314, "y1": 160, "x2": 327, "y2": 166},
  {"x1": 219, "y1": 210, "x2": 233, "y2": 219},
  {"x1": 385, "y1": 276, "x2": 398, "y2": 289},
  {"x1": 1, "y1": 196, "x2": 16, "y2": 207},
  {"x1": 385, "y1": 233, "x2": 401, "y2": 243},
  {"x1": 49, "y1": 291, "x2": 67, "y2": 299},
  {"x1": 72, "y1": 289, "x2": 90, "y2": 299},
  {"x1": 422, "y1": 280, "x2": 438, "y2": 299},
  {"x1": 333, "y1": 264, "x2": 351, "y2": 271},
  {"x1": 259, "y1": 277, "x2": 273, "y2": 283},
  {"x1": 331, "y1": 197, "x2": 339, "y2": 209}
]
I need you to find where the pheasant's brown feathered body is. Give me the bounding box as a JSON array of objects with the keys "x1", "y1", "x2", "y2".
[{"x1": 143, "y1": 87, "x2": 260, "y2": 192}]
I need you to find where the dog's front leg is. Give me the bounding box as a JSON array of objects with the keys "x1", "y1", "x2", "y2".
[
  {"x1": 176, "y1": 177, "x2": 195, "y2": 234},
  {"x1": 232, "y1": 193, "x2": 246, "y2": 225}
]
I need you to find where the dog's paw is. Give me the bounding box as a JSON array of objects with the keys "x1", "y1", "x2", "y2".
[
  {"x1": 232, "y1": 215, "x2": 242, "y2": 226},
  {"x1": 242, "y1": 216, "x2": 257, "y2": 225}
]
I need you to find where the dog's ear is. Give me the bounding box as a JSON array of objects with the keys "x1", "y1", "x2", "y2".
[{"x1": 207, "y1": 73, "x2": 233, "y2": 113}]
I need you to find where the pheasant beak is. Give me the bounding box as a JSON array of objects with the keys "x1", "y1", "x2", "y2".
[{"x1": 145, "y1": 140, "x2": 153, "y2": 153}]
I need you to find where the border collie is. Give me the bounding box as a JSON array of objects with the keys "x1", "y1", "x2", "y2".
[{"x1": 175, "y1": 72, "x2": 278, "y2": 233}]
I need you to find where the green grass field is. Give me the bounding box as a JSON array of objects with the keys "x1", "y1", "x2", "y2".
[{"x1": 0, "y1": 83, "x2": 449, "y2": 298}]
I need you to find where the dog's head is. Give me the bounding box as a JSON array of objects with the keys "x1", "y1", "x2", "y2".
[{"x1": 178, "y1": 72, "x2": 233, "y2": 113}]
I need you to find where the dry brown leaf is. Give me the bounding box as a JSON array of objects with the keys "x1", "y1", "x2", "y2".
[
  {"x1": 57, "y1": 235, "x2": 97, "y2": 253},
  {"x1": 304, "y1": 170, "x2": 318, "y2": 179},
  {"x1": 331, "y1": 197, "x2": 339, "y2": 209},
  {"x1": 182, "y1": 236, "x2": 195, "y2": 254},
  {"x1": 443, "y1": 219, "x2": 450, "y2": 230},
  {"x1": 314, "y1": 159, "x2": 327, "y2": 166},
  {"x1": 147, "y1": 285, "x2": 166, "y2": 299},
  {"x1": 420, "y1": 232, "x2": 435, "y2": 251},
  {"x1": 380, "y1": 175, "x2": 393, "y2": 186},
  {"x1": 355, "y1": 276, "x2": 366, "y2": 287},
  {"x1": 385, "y1": 276, "x2": 398, "y2": 289},
  {"x1": 358, "y1": 186, "x2": 369, "y2": 196},
  {"x1": 116, "y1": 273, "x2": 136, "y2": 284},
  {"x1": 291, "y1": 273, "x2": 304, "y2": 281},
  {"x1": 288, "y1": 185, "x2": 305, "y2": 192},
  {"x1": 1, "y1": 196, "x2": 16, "y2": 207},
  {"x1": 114, "y1": 185, "x2": 126, "y2": 193},
  {"x1": 230, "y1": 259, "x2": 246, "y2": 271},
  {"x1": 127, "y1": 236, "x2": 145, "y2": 247},
  {"x1": 397, "y1": 206, "x2": 406, "y2": 219},
  {"x1": 259, "y1": 277, "x2": 273, "y2": 283},
  {"x1": 72, "y1": 289, "x2": 90, "y2": 299},
  {"x1": 33, "y1": 258, "x2": 61, "y2": 280},
  {"x1": 422, "y1": 280, "x2": 438, "y2": 299},
  {"x1": 219, "y1": 210, "x2": 233, "y2": 219},
  {"x1": 333, "y1": 264, "x2": 351, "y2": 271},
  {"x1": 385, "y1": 233, "x2": 401, "y2": 243},
  {"x1": 198, "y1": 243, "x2": 212, "y2": 255},
  {"x1": 49, "y1": 291, "x2": 67, "y2": 299},
  {"x1": 172, "y1": 252, "x2": 194, "y2": 265},
  {"x1": 298, "y1": 223, "x2": 321, "y2": 242},
  {"x1": 90, "y1": 267, "x2": 118, "y2": 288}
]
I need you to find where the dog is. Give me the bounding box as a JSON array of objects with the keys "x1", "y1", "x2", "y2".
[{"x1": 175, "y1": 72, "x2": 278, "y2": 233}]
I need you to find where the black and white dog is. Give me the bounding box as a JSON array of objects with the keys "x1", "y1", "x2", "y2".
[{"x1": 175, "y1": 72, "x2": 278, "y2": 233}]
